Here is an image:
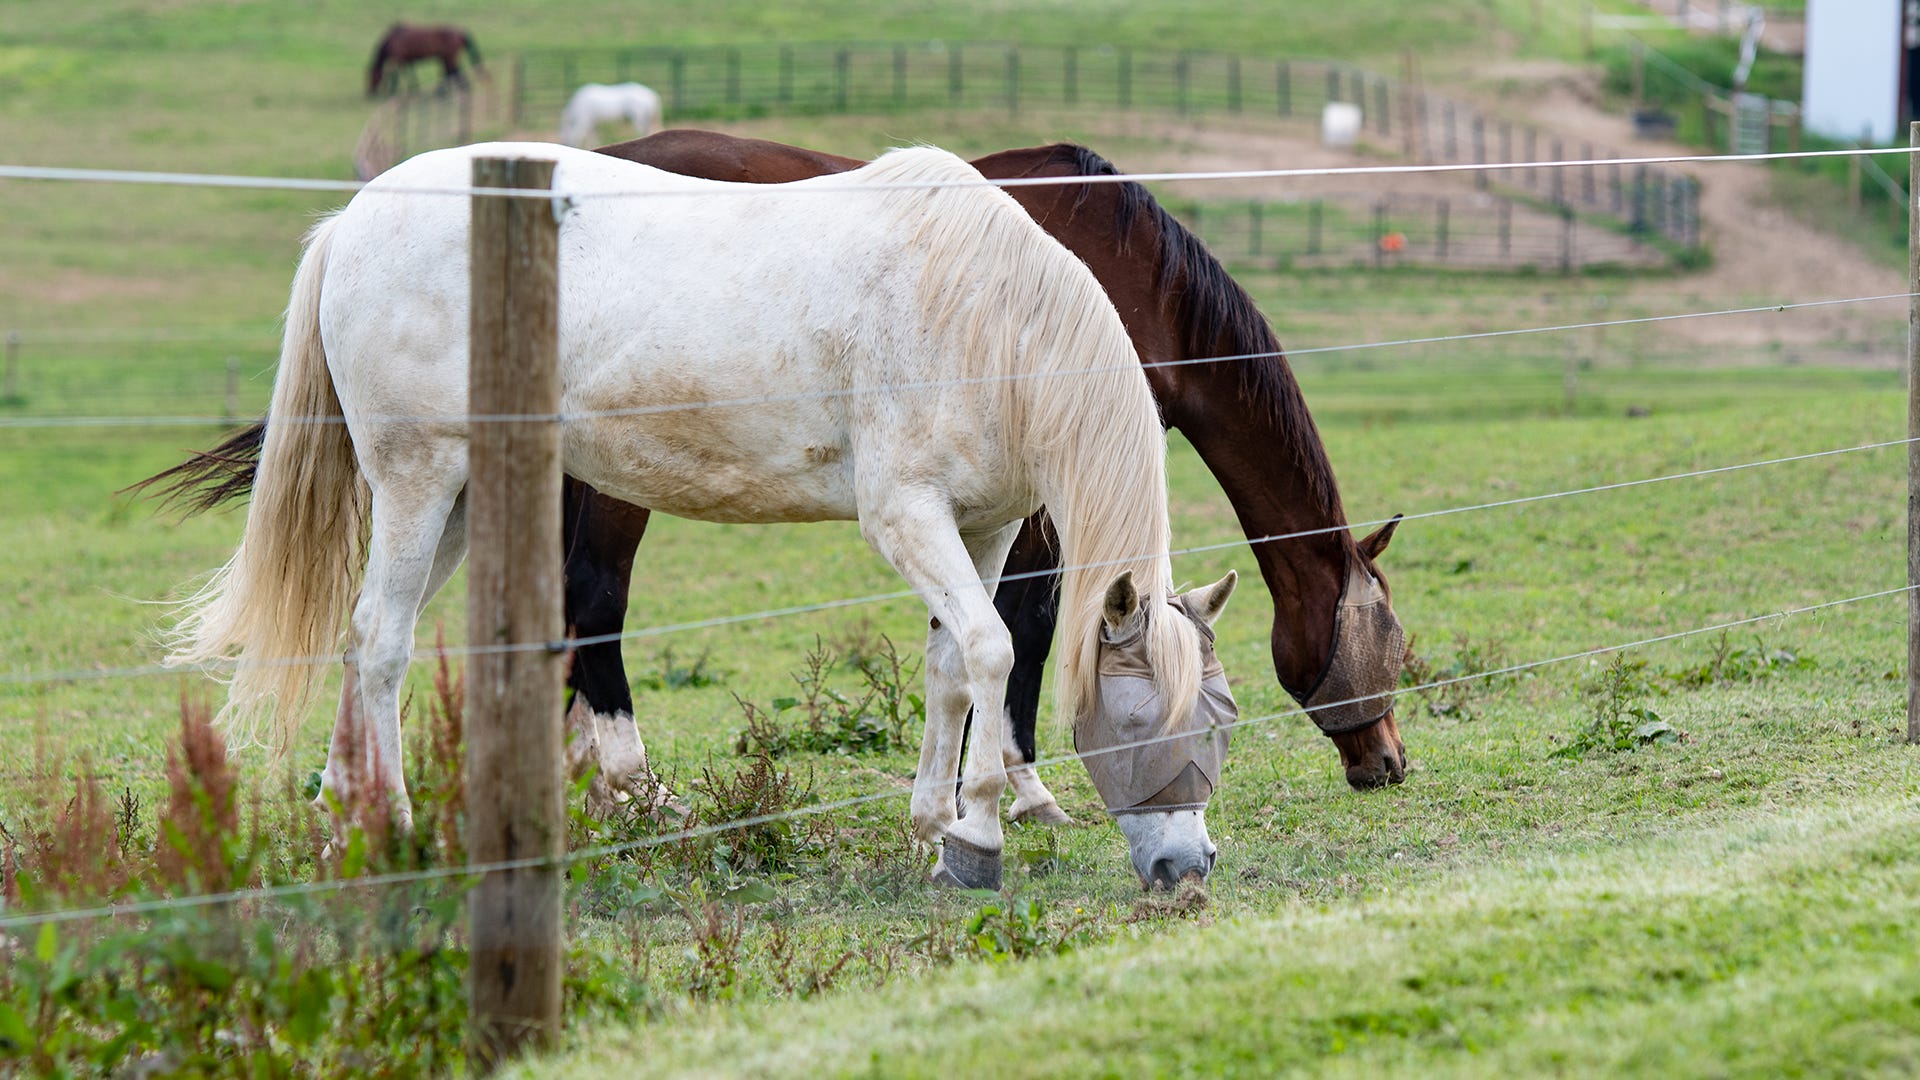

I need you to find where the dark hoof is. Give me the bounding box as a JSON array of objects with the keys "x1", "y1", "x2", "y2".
[
  {"x1": 931, "y1": 834, "x2": 1003, "y2": 890},
  {"x1": 1010, "y1": 801, "x2": 1072, "y2": 826}
]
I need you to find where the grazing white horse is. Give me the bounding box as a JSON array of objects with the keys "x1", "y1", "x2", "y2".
[
  {"x1": 168, "y1": 142, "x2": 1231, "y2": 888},
  {"x1": 559, "y1": 82, "x2": 662, "y2": 147}
]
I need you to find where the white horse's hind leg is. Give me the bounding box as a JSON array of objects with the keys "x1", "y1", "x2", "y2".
[{"x1": 323, "y1": 476, "x2": 466, "y2": 834}]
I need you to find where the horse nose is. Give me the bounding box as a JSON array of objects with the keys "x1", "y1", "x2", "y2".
[
  {"x1": 1345, "y1": 750, "x2": 1406, "y2": 791},
  {"x1": 1147, "y1": 847, "x2": 1214, "y2": 890}
]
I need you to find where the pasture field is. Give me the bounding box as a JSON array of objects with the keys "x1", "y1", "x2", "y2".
[{"x1": 2, "y1": 0, "x2": 1917, "y2": 1074}]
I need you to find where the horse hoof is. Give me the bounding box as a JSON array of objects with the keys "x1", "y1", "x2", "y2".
[
  {"x1": 1010, "y1": 800, "x2": 1072, "y2": 826},
  {"x1": 931, "y1": 835, "x2": 1002, "y2": 890}
]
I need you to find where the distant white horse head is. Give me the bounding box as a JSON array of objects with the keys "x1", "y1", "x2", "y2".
[{"x1": 559, "y1": 83, "x2": 663, "y2": 147}]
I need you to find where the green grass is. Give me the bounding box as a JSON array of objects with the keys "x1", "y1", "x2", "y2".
[
  {"x1": 521, "y1": 797, "x2": 1920, "y2": 1078},
  {"x1": 3, "y1": 0, "x2": 1917, "y2": 1074}
]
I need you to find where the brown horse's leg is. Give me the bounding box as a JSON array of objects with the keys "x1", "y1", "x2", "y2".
[
  {"x1": 988, "y1": 511, "x2": 1070, "y2": 824},
  {"x1": 562, "y1": 478, "x2": 670, "y2": 814}
]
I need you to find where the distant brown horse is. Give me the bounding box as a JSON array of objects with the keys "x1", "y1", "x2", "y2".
[{"x1": 366, "y1": 23, "x2": 483, "y2": 97}]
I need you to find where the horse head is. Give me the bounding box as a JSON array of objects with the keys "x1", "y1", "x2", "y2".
[
  {"x1": 1307, "y1": 516, "x2": 1409, "y2": 790},
  {"x1": 1077, "y1": 570, "x2": 1238, "y2": 889}
]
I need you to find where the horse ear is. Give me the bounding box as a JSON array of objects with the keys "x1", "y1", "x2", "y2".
[
  {"x1": 1102, "y1": 571, "x2": 1140, "y2": 634},
  {"x1": 1357, "y1": 514, "x2": 1403, "y2": 561},
  {"x1": 1182, "y1": 570, "x2": 1238, "y2": 627}
]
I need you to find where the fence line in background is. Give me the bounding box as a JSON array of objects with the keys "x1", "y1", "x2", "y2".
[
  {"x1": 502, "y1": 42, "x2": 1705, "y2": 252},
  {"x1": 3, "y1": 430, "x2": 1912, "y2": 691},
  {"x1": 2, "y1": 580, "x2": 1908, "y2": 935}
]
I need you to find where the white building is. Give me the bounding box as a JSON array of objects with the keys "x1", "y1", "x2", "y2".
[{"x1": 1801, "y1": 0, "x2": 1910, "y2": 144}]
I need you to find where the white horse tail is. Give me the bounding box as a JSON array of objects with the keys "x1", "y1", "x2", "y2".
[{"x1": 167, "y1": 214, "x2": 369, "y2": 749}]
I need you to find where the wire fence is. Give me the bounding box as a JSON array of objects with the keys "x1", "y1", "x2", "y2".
[
  {"x1": 2, "y1": 579, "x2": 1909, "y2": 934},
  {"x1": 493, "y1": 42, "x2": 1703, "y2": 255},
  {"x1": 1, "y1": 127, "x2": 1914, "y2": 1043}
]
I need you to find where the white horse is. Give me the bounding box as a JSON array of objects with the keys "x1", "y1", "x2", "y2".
[
  {"x1": 168, "y1": 142, "x2": 1234, "y2": 888},
  {"x1": 559, "y1": 83, "x2": 662, "y2": 147}
]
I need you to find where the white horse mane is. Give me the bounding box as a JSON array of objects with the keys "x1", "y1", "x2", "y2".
[{"x1": 859, "y1": 147, "x2": 1203, "y2": 731}]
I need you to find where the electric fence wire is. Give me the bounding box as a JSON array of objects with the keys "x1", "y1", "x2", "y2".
[{"x1": 1, "y1": 582, "x2": 1908, "y2": 934}]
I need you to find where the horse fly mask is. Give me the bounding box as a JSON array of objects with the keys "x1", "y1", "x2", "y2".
[
  {"x1": 1297, "y1": 556, "x2": 1406, "y2": 737},
  {"x1": 1075, "y1": 594, "x2": 1236, "y2": 815}
]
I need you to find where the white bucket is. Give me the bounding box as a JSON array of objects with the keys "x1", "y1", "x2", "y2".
[{"x1": 1322, "y1": 102, "x2": 1363, "y2": 148}]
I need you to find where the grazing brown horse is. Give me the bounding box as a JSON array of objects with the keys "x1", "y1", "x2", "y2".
[
  {"x1": 366, "y1": 23, "x2": 483, "y2": 98},
  {"x1": 136, "y1": 132, "x2": 1411, "y2": 816}
]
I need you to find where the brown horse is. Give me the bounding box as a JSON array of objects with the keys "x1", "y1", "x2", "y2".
[
  {"x1": 366, "y1": 23, "x2": 483, "y2": 98},
  {"x1": 136, "y1": 132, "x2": 1411, "y2": 809}
]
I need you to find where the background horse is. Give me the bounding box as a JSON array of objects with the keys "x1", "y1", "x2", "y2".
[
  {"x1": 164, "y1": 143, "x2": 1234, "y2": 890},
  {"x1": 560, "y1": 83, "x2": 664, "y2": 148},
  {"x1": 366, "y1": 23, "x2": 483, "y2": 97},
  {"x1": 138, "y1": 134, "x2": 1412, "y2": 820}
]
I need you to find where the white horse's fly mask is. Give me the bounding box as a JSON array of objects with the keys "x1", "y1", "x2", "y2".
[{"x1": 1075, "y1": 598, "x2": 1235, "y2": 814}]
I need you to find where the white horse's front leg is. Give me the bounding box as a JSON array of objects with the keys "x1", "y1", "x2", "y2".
[{"x1": 865, "y1": 507, "x2": 1019, "y2": 889}]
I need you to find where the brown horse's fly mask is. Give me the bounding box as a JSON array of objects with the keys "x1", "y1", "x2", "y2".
[
  {"x1": 1297, "y1": 549, "x2": 1408, "y2": 737},
  {"x1": 1075, "y1": 570, "x2": 1239, "y2": 889}
]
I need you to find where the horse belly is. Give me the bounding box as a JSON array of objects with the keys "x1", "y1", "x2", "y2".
[{"x1": 562, "y1": 398, "x2": 858, "y2": 525}]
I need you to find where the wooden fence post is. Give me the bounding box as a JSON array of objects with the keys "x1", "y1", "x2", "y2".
[
  {"x1": 1908, "y1": 120, "x2": 1920, "y2": 744},
  {"x1": 467, "y1": 155, "x2": 565, "y2": 1071}
]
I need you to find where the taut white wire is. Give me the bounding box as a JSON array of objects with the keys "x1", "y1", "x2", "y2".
[
  {"x1": 1, "y1": 291, "x2": 1909, "y2": 431},
  {"x1": 0, "y1": 582, "x2": 1905, "y2": 933},
  {"x1": 1, "y1": 144, "x2": 1912, "y2": 202},
  {"x1": 1, "y1": 433, "x2": 1909, "y2": 688}
]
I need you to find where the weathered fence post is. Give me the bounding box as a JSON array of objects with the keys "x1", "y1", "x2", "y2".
[
  {"x1": 1908, "y1": 120, "x2": 1920, "y2": 744},
  {"x1": 466, "y1": 155, "x2": 565, "y2": 1071},
  {"x1": 1560, "y1": 204, "x2": 1574, "y2": 274},
  {"x1": 1474, "y1": 117, "x2": 1488, "y2": 189}
]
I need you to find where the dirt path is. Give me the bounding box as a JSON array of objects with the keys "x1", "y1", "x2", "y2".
[{"x1": 700, "y1": 78, "x2": 1904, "y2": 364}]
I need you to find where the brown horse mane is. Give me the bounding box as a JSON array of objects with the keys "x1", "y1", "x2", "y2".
[{"x1": 1033, "y1": 143, "x2": 1343, "y2": 521}]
